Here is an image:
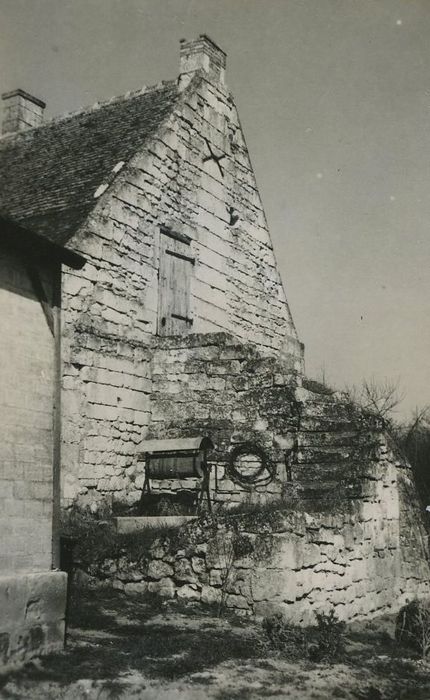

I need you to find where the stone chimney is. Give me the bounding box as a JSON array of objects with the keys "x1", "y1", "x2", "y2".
[
  {"x1": 1, "y1": 89, "x2": 46, "y2": 135},
  {"x1": 179, "y1": 34, "x2": 226, "y2": 89}
]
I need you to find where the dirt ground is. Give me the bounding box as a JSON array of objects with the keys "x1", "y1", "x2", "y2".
[{"x1": 2, "y1": 588, "x2": 430, "y2": 700}]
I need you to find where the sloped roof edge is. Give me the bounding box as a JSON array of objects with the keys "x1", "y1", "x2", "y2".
[
  {"x1": 0, "y1": 212, "x2": 85, "y2": 269},
  {"x1": 0, "y1": 79, "x2": 183, "y2": 245}
]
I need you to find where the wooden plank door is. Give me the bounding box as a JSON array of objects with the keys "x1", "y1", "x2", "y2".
[{"x1": 158, "y1": 228, "x2": 194, "y2": 336}]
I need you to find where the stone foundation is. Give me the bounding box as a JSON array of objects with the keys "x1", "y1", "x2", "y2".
[{"x1": 0, "y1": 571, "x2": 67, "y2": 672}]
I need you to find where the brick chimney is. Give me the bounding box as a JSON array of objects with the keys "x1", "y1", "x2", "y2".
[
  {"x1": 179, "y1": 35, "x2": 226, "y2": 90},
  {"x1": 1, "y1": 89, "x2": 46, "y2": 135}
]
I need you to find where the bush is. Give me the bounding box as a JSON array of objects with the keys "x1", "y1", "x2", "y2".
[
  {"x1": 313, "y1": 609, "x2": 346, "y2": 662},
  {"x1": 262, "y1": 608, "x2": 346, "y2": 663},
  {"x1": 396, "y1": 599, "x2": 430, "y2": 658},
  {"x1": 61, "y1": 503, "x2": 117, "y2": 570},
  {"x1": 262, "y1": 613, "x2": 309, "y2": 659},
  {"x1": 61, "y1": 504, "x2": 184, "y2": 574}
]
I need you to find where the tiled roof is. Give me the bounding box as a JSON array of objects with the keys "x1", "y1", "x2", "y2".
[{"x1": 0, "y1": 81, "x2": 179, "y2": 245}]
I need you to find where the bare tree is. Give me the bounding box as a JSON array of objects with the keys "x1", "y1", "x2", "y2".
[
  {"x1": 398, "y1": 406, "x2": 430, "y2": 507},
  {"x1": 344, "y1": 376, "x2": 404, "y2": 426},
  {"x1": 360, "y1": 377, "x2": 405, "y2": 421},
  {"x1": 343, "y1": 378, "x2": 430, "y2": 504},
  {"x1": 402, "y1": 406, "x2": 430, "y2": 447}
]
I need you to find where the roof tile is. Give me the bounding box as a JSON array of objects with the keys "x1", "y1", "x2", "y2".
[{"x1": 0, "y1": 81, "x2": 179, "y2": 244}]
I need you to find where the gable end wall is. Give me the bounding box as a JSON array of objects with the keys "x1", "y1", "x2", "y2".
[{"x1": 61, "y1": 74, "x2": 303, "y2": 504}]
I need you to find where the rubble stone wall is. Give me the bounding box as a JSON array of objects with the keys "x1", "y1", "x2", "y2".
[
  {"x1": 61, "y1": 72, "x2": 302, "y2": 506},
  {"x1": 69, "y1": 330, "x2": 430, "y2": 622},
  {"x1": 82, "y1": 451, "x2": 430, "y2": 623},
  {"x1": 145, "y1": 332, "x2": 300, "y2": 508},
  {"x1": 141, "y1": 333, "x2": 393, "y2": 510}
]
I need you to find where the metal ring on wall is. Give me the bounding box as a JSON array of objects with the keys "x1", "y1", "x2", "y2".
[{"x1": 228, "y1": 442, "x2": 275, "y2": 487}]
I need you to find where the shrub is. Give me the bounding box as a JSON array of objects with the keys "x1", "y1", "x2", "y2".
[
  {"x1": 61, "y1": 503, "x2": 117, "y2": 570},
  {"x1": 61, "y1": 504, "x2": 186, "y2": 574},
  {"x1": 262, "y1": 608, "x2": 346, "y2": 663},
  {"x1": 312, "y1": 609, "x2": 346, "y2": 662},
  {"x1": 262, "y1": 613, "x2": 309, "y2": 659},
  {"x1": 396, "y1": 599, "x2": 430, "y2": 658}
]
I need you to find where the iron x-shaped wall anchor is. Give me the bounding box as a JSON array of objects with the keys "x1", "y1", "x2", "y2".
[{"x1": 202, "y1": 137, "x2": 226, "y2": 177}]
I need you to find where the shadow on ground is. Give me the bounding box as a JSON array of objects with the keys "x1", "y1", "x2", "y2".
[
  {"x1": 2, "y1": 588, "x2": 430, "y2": 700},
  {"x1": 2, "y1": 588, "x2": 260, "y2": 689}
]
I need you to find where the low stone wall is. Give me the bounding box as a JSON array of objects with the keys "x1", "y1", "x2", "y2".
[
  {"x1": 79, "y1": 473, "x2": 430, "y2": 624},
  {"x1": 0, "y1": 571, "x2": 67, "y2": 671},
  {"x1": 70, "y1": 383, "x2": 430, "y2": 625}
]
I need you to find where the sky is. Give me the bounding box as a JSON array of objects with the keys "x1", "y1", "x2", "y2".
[{"x1": 0, "y1": 0, "x2": 429, "y2": 419}]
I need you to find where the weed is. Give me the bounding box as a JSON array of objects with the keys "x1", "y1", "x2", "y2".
[
  {"x1": 262, "y1": 613, "x2": 309, "y2": 660},
  {"x1": 262, "y1": 608, "x2": 346, "y2": 663},
  {"x1": 312, "y1": 609, "x2": 346, "y2": 662}
]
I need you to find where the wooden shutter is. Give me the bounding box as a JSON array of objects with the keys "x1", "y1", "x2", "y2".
[{"x1": 158, "y1": 228, "x2": 194, "y2": 336}]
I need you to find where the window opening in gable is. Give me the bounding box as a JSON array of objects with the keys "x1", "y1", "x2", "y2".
[{"x1": 157, "y1": 227, "x2": 194, "y2": 336}]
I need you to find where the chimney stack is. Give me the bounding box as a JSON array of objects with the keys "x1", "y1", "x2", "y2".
[
  {"x1": 1, "y1": 89, "x2": 46, "y2": 135},
  {"x1": 179, "y1": 35, "x2": 226, "y2": 89}
]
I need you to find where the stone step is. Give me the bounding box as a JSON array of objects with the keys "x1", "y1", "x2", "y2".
[
  {"x1": 298, "y1": 430, "x2": 363, "y2": 448},
  {"x1": 296, "y1": 481, "x2": 363, "y2": 503},
  {"x1": 296, "y1": 446, "x2": 357, "y2": 464},
  {"x1": 299, "y1": 417, "x2": 359, "y2": 432},
  {"x1": 300, "y1": 404, "x2": 359, "y2": 421},
  {"x1": 293, "y1": 461, "x2": 355, "y2": 482}
]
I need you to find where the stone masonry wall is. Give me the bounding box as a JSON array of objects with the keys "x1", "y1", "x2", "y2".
[
  {"x1": 145, "y1": 332, "x2": 300, "y2": 508},
  {"x1": 140, "y1": 333, "x2": 388, "y2": 511},
  {"x1": 73, "y1": 335, "x2": 430, "y2": 623},
  {"x1": 61, "y1": 70, "x2": 302, "y2": 505},
  {"x1": 83, "y1": 445, "x2": 430, "y2": 624},
  {"x1": 0, "y1": 247, "x2": 67, "y2": 671},
  {"x1": 0, "y1": 247, "x2": 55, "y2": 574}
]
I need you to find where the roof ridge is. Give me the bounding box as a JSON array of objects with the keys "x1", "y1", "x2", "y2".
[{"x1": 0, "y1": 78, "x2": 178, "y2": 144}]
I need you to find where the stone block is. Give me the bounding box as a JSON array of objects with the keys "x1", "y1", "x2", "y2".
[
  {"x1": 225, "y1": 593, "x2": 249, "y2": 610},
  {"x1": 209, "y1": 569, "x2": 223, "y2": 587},
  {"x1": 147, "y1": 577, "x2": 175, "y2": 599},
  {"x1": 253, "y1": 601, "x2": 289, "y2": 620},
  {"x1": 174, "y1": 558, "x2": 197, "y2": 584},
  {"x1": 177, "y1": 584, "x2": 201, "y2": 601},
  {"x1": 191, "y1": 556, "x2": 206, "y2": 575},
  {"x1": 201, "y1": 585, "x2": 222, "y2": 606},
  {"x1": 0, "y1": 571, "x2": 66, "y2": 672},
  {"x1": 251, "y1": 569, "x2": 287, "y2": 603},
  {"x1": 124, "y1": 582, "x2": 149, "y2": 595},
  {"x1": 147, "y1": 560, "x2": 174, "y2": 581}
]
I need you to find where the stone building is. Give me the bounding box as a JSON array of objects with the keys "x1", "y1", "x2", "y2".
[
  {"x1": 0, "y1": 36, "x2": 428, "y2": 622},
  {"x1": 0, "y1": 214, "x2": 84, "y2": 669},
  {"x1": 0, "y1": 36, "x2": 303, "y2": 507}
]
